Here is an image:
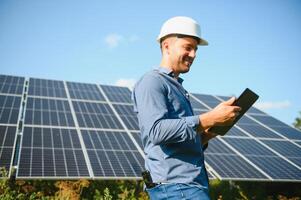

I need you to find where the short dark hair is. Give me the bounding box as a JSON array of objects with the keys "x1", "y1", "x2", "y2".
[
  {"x1": 160, "y1": 34, "x2": 199, "y2": 44},
  {"x1": 159, "y1": 34, "x2": 200, "y2": 50}
]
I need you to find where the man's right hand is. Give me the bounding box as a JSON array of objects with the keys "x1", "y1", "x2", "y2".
[{"x1": 197, "y1": 97, "x2": 241, "y2": 132}]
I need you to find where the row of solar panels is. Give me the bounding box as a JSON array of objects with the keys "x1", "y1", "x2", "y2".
[{"x1": 0, "y1": 74, "x2": 301, "y2": 182}]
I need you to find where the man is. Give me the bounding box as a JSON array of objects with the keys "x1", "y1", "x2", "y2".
[{"x1": 132, "y1": 16, "x2": 241, "y2": 199}]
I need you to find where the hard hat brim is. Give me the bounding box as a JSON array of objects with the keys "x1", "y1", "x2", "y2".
[{"x1": 157, "y1": 34, "x2": 209, "y2": 46}]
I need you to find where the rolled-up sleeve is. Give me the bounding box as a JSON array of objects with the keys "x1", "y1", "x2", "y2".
[{"x1": 132, "y1": 73, "x2": 199, "y2": 145}]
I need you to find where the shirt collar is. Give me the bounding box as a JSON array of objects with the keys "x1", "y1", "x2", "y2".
[{"x1": 158, "y1": 67, "x2": 184, "y2": 84}]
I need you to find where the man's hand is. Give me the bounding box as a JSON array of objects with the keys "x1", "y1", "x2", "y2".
[{"x1": 197, "y1": 97, "x2": 241, "y2": 132}]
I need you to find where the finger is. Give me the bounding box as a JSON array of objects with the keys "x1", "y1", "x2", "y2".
[
  {"x1": 233, "y1": 106, "x2": 242, "y2": 112},
  {"x1": 222, "y1": 96, "x2": 236, "y2": 105}
]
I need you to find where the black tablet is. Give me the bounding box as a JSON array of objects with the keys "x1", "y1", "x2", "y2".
[{"x1": 208, "y1": 88, "x2": 259, "y2": 135}]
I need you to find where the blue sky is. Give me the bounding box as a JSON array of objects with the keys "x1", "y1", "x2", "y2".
[{"x1": 1, "y1": 0, "x2": 300, "y2": 125}]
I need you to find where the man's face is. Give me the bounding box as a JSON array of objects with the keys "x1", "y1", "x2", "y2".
[{"x1": 168, "y1": 36, "x2": 198, "y2": 75}]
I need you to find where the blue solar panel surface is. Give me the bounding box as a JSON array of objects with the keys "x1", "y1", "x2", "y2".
[
  {"x1": 0, "y1": 75, "x2": 24, "y2": 177},
  {"x1": 1, "y1": 74, "x2": 301, "y2": 182}
]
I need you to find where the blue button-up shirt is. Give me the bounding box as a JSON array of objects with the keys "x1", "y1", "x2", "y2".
[{"x1": 132, "y1": 67, "x2": 208, "y2": 188}]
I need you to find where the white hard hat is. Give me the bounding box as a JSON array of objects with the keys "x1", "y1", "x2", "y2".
[{"x1": 157, "y1": 16, "x2": 208, "y2": 46}]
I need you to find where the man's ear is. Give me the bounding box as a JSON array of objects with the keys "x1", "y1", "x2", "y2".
[{"x1": 161, "y1": 37, "x2": 174, "y2": 55}]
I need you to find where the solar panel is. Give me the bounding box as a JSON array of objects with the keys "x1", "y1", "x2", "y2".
[
  {"x1": 205, "y1": 139, "x2": 268, "y2": 180},
  {"x1": 17, "y1": 126, "x2": 90, "y2": 178},
  {"x1": 0, "y1": 95, "x2": 22, "y2": 124},
  {"x1": 72, "y1": 101, "x2": 123, "y2": 129},
  {"x1": 28, "y1": 78, "x2": 67, "y2": 98},
  {"x1": 223, "y1": 138, "x2": 301, "y2": 180},
  {"x1": 81, "y1": 130, "x2": 144, "y2": 177},
  {"x1": 0, "y1": 126, "x2": 18, "y2": 176},
  {"x1": 0, "y1": 75, "x2": 24, "y2": 177},
  {"x1": 112, "y1": 104, "x2": 139, "y2": 131},
  {"x1": 101, "y1": 85, "x2": 132, "y2": 104},
  {"x1": 260, "y1": 140, "x2": 301, "y2": 166},
  {"x1": 24, "y1": 97, "x2": 75, "y2": 127},
  {"x1": 1, "y1": 73, "x2": 301, "y2": 182},
  {"x1": 67, "y1": 82, "x2": 105, "y2": 101},
  {"x1": 250, "y1": 115, "x2": 301, "y2": 140},
  {"x1": 0, "y1": 75, "x2": 25, "y2": 95},
  {"x1": 191, "y1": 93, "x2": 221, "y2": 108}
]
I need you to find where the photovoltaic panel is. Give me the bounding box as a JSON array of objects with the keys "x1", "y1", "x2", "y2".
[
  {"x1": 72, "y1": 101, "x2": 123, "y2": 129},
  {"x1": 192, "y1": 109, "x2": 208, "y2": 115},
  {"x1": 67, "y1": 82, "x2": 105, "y2": 101},
  {"x1": 25, "y1": 97, "x2": 75, "y2": 127},
  {"x1": 28, "y1": 78, "x2": 67, "y2": 98},
  {"x1": 81, "y1": 130, "x2": 144, "y2": 177},
  {"x1": 101, "y1": 85, "x2": 132, "y2": 104},
  {"x1": 112, "y1": 104, "x2": 139, "y2": 130},
  {"x1": 0, "y1": 95, "x2": 22, "y2": 124},
  {"x1": 205, "y1": 139, "x2": 268, "y2": 180},
  {"x1": 226, "y1": 126, "x2": 249, "y2": 137},
  {"x1": 190, "y1": 96, "x2": 209, "y2": 110},
  {"x1": 191, "y1": 93, "x2": 221, "y2": 109},
  {"x1": 260, "y1": 140, "x2": 301, "y2": 166},
  {"x1": 0, "y1": 126, "x2": 17, "y2": 177},
  {"x1": 17, "y1": 127, "x2": 89, "y2": 178},
  {"x1": 250, "y1": 115, "x2": 301, "y2": 140},
  {"x1": 223, "y1": 138, "x2": 301, "y2": 180},
  {"x1": 131, "y1": 132, "x2": 143, "y2": 149},
  {"x1": 238, "y1": 124, "x2": 283, "y2": 139},
  {"x1": 0, "y1": 74, "x2": 25, "y2": 95},
  {"x1": 2, "y1": 73, "x2": 300, "y2": 182}
]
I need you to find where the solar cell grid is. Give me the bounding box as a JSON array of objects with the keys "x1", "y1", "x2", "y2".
[
  {"x1": 17, "y1": 127, "x2": 89, "y2": 178},
  {"x1": 223, "y1": 138, "x2": 301, "y2": 180},
  {"x1": 238, "y1": 124, "x2": 282, "y2": 139},
  {"x1": 0, "y1": 95, "x2": 22, "y2": 124},
  {"x1": 81, "y1": 130, "x2": 137, "y2": 151},
  {"x1": 81, "y1": 130, "x2": 144, "y2": 177},
  {"x1": 0, "y1": 126, "x2": 17, "y2": 176},
  {"x1": 205, "y1": 154, "x2": 267, "y2": 179},
  {"x1": 251, "y1": 115, "x2": 301, "y2": 140},
  {"x1": 67, "y1": 82, "x2": 105, "y2": 101},
  {"x1": 191, "y1": 93, "x2": 221, "y2": 109},
  {"x1": 28, "y1": 78, "x2": 67, "y2": 98},
  {"x1": 261, "y1": 140, "x2": 301, "y2": 166},
  {"x1": 72, "y1": 101, "x2": 123, "y2": 129},
  {"x1": 25, "y1": 97, "x2": 74, "y2": 127},
  {"x1": 226, "y1": 126, "x2": 249, "y2": 137},
  {"x1": 101, "y1": 85, "x2": 132, "y2": 103},
  {"x1": 189, "y1": 97, "x2": 209, "y2": 110},
  {"x1": 205, "y1": 139, "x2": 267, "y2": 179},
  {"x1": 0, "y1": 75, "x2": 25, "y2": 95},
  {"x1": 112, "y1": 104, "x2": 139, "y2": 130},
  {"x1": 131, "y1": 132, "x2": 143, "y2": 149}
]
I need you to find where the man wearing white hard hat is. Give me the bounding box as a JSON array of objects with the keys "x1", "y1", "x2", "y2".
[{"x1": 132, "y1": 16, "x2": 240, "y2": 199}]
